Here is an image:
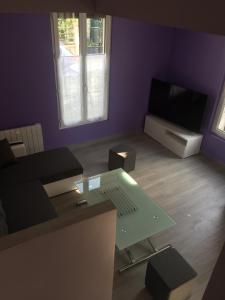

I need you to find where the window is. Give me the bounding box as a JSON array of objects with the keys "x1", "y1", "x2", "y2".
[
  {"x1": 52, "y1": 13, "x2": 111, "y2": 128},
  {"x1": 213, "y1": 83, "x2": 225, "y2": 138}
]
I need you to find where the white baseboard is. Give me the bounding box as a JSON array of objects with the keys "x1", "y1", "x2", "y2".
[{"x1": 68, "y1": 130, "x2": 142, "y2": 152}]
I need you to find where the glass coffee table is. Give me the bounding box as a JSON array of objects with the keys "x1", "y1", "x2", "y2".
[{"x1": 57, "y1": 168, "x2": 175, "y2": 271}]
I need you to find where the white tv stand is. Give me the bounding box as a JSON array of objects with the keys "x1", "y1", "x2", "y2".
[{"x1": 144, "y1": 115, "x2": 203, "y2": 158}]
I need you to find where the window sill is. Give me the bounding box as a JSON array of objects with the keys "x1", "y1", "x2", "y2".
[
  {"x1": 59, "y1": 117, "x2": 108, "y2": 130},
  {"x1": 211, "y1": 127, "x2": 225, "y2": 140}
]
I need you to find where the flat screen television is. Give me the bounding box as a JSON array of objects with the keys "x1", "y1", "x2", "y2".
[{"x1": 148, "y1": 78, "x2": 208, "y2": 132}]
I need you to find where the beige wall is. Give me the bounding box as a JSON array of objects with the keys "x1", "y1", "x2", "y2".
[
  {"x1": 0, "y1": 202, "x2": 116, "y2": 300},
  {"x1": 0, "y1": 0, "x2": 95, "y2": 12},
  {"x1": 1, "y1": 0, "x2": 225, "y2": 35},
  {"x1": 96, "y1": 0, "x2": 225, "y2": 36}
]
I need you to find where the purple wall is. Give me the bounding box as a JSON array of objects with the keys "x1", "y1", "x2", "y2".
[
  {"x1": 167, "y1": 29, "x2": 225, "y2": 163},
  {"x1": 0, "y1": 14, "x2": 174, "y2": 149},
  {"x1": 1, "y1": 13, "x2": 225, "y2": 164}
]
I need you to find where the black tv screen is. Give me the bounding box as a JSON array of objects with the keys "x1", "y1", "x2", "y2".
[{"x1": 148, "y1": 79, "x2": 208, "y2": 132}]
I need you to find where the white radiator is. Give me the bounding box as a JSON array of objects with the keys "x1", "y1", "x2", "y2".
[{"x1": 0, "y1": 123, "x2": 44, "y2": 155}]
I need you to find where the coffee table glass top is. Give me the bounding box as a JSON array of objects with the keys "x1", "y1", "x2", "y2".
[{"x1": 74, "y1": 168, "x2": 175, "y2": 250}]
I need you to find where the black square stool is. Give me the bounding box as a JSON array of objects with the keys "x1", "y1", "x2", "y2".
[
  {"x1": 108, "y1": 144, "x2": 136, "y2": 172},
  {"x1": 145, "y1": 247, "x2": 197, "y2": 300}
]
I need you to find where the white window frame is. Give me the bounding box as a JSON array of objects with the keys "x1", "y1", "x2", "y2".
[
  {"x1": 212, "y1": 82, "x2": 225, "y2": 139},
  {"x1": 51, "y1": 13, "x2": 111, "y2": 129}
]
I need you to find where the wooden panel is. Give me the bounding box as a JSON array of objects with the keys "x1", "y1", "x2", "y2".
[
  {"x1": 0, "y1": 201, "x2": 116, "y2": 300},
  {"x1": 0, "y1": 201, "x2": 115, "y2": 252}
]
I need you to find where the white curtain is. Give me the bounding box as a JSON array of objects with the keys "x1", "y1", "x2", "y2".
[
  {"x1": 58, "y1": 54, "x2": 83, "y2": 126},
  {"x1": 53, "y1": 13, "x2": 111, "y2": 128},
  {"x1": 86, "y1": 54, "x2": 106, "y2": 121},
  {"x1": 217, "y1": 84, "x2": 225, "y2": 131}
]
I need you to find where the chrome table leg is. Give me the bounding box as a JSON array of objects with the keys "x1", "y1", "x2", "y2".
[{"x1": 118, "y1": 242, "x2": 171, "y2": 273}]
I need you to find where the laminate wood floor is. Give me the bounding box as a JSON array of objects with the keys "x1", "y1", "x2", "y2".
[{"x1": 73, "y1": 134, "x2": 225, "y2": 300}]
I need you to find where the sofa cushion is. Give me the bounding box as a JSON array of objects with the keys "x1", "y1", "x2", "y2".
[
  {"x1": 0, "y1": 199, "x2": 8, "y2": 236},
  {"x1": 0, "y1": 147, "x2": 83, "y2": 188},
  {"x1": 2, "y1": 181, "x2": 57, "y2": 234},
  {"x1": 19, "y1": 147, "x2": 83, "y2": 184},
  {"x1": 0, "y1": 139, "x2": 17, "y2": 169}
]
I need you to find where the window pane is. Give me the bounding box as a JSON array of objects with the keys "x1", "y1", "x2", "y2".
[
  {"x1": 57, "y1": 16, "x2": 82, "y2": 126},
  {"x1": 58, "y1": 16, "x2": 80, "y2": 56},
  {"x1": 86, "y1": 18, "x2": 105, "y2": 54}
]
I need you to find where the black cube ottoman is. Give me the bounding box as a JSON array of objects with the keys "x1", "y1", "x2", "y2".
[
  {"x1": 145, "y1": 247, "x2": 197, "y2": 300},
  {"x1": 108, "y1": 144, "x2": 136, "y2": 172}
]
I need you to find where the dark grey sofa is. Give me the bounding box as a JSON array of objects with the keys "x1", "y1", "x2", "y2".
[
  {"x1": 0, "y1": 147, "x2": 83, "y2": 187},
  {"x1": 1, "y1": 181, "x2": 57, "y2": 233},
  {"x1": 0, "y1": 147, "x2": 83, "y2": 234}
]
